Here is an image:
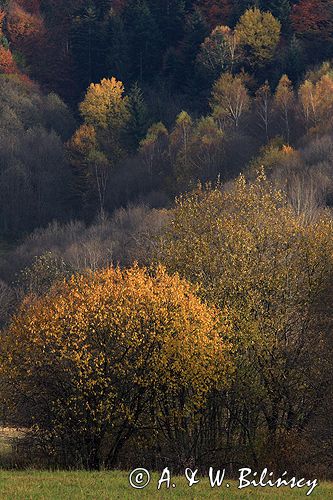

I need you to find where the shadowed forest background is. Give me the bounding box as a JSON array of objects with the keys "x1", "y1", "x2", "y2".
[{"x1": 1, "y1": 0, "x2": 333, "y2": 477}]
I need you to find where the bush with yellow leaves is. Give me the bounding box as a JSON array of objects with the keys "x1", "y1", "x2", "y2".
[{"x1": 1, "y1": 264, "x2": 232, "y2": 469}]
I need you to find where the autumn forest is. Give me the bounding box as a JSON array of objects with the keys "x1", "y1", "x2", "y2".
[{"x1": 0, "y1": 0, "x2": 333, "y2": 480}]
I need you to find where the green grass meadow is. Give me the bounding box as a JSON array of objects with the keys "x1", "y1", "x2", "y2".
[
  {"x1": 0, "y1": 429, "x2": 332, "y2": 498},
  {"x1": 0, "y1": 471, "x2": 331, "y2": 499}
]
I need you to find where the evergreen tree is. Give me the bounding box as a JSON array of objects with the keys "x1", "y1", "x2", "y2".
[
  {"x1": 148, "y1": 0, "x2": 186, "y2": 51},
  {"x1": 124, "y1": 0, "x2": 161, "y2": 82},
  {"x1": 105, "y1": 11, "x2": 131, "y2": 82},
  {"x1": 70, "y1": 3, "x2": 109, "y2": 91},
  {"x1": 126, "y1": 82, "x2": 150, "y2": 150},
  {"x1": 284, "y1": 34, "x2": 305, "y2": 82},
  {"x1": 232, "y1": 0, "x2": 257, "y2": 24},
  {"x1": 260, "y1": 0, "x2": 291, "y2": 32},
  {"x1": 171, "y1": 7, "x2": 209, "y2": 91}
]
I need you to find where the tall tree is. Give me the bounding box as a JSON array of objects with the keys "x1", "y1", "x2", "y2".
[
  {"x1": 170, "y1": 110, "x2": 193, "y2": 187},
  {"x1": 171, "y1": 7, "x2": 209, "y2": 90},
  {"x1": 126, "y1": 82, "x2": 150, "y2": 150},
  {"x1": 74, "y1": 77, "x2": 131, "y2": 213},
  {"x1": 299, "y1": 73, "x2": 333, "y2": 131},
  {"x1": 274, "y1": 74, "x2": 294, "y2": 143},
  {"x1": 123, "y1": 0, "x2": 161, "y2": 82},
  {"x1": 139, "y1": 122, "x2": 169, "y2": 186},
  {"x1": 255, "y1": 81, "x2": 272, "y2": 141},
  {"x1": 148, "y1": 0, "x2": 186, "y2": 52},
  {"x1": 70, "y1": 4, "x2": 101, "y2": 89}
]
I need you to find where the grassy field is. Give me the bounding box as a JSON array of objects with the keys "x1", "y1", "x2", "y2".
[
  {"x1": 0, "y1": 471, "x2": 331, "y2": 499},
  {"x1": 0, "y1": 430, "x2": 332, "y2": 498}
]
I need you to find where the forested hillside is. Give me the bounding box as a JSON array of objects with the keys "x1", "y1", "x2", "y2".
[
  {"x1": 1, "y1": 0, "x2": 333, "y2": 226},
  {"x1": 1, "y1": 0, "x2": 333, "y2": 478}
]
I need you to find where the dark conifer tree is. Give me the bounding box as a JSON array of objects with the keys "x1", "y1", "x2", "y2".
[
  {"x1": 260, "y1": 0, "x2": 291, "y2": 32},
  {"x1": 126, "y1": 82, "x2": 150, "y2": 150},
  {"x1": 123, "y1": 0, "x2": 161, "y2": 82}
]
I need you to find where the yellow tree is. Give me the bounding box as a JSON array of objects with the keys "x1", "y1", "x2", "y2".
[
  {"x1": 72, "y1": 77, "x2": 131, "y2": 213},
  {"x1": 298, "y1": 72, "x2": 333, "y2": 130},
  {"x1": 79, "y1": 77, "x2": 130, "y2": 130},
  {"x1": 255, "y1": 81, "x2": 272, "y2": 142},
  {"x1": 274, "y1": 74, "x2": 294, "y2": 143},
  {"x1": 1, "y1": 265, "x2": 232, "y2": 469},
  {"x1": 235, "y1": 7, "x2": 281, "y2": 70},
  {"x1": 298, "y1": 79, "x2": 318, "y2": 128},
  {"x1": 210, "y1": 72, "x2": 250, "y2": 129},
  {"x1": 314, "y1": 74, "x2": 333, "y2": 126},
  {"x1": 289, "y1": 66, "x2": 333, "y2": 134}
]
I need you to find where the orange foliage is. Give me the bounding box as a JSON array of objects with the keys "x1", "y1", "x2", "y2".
[
  {"x1": 67, "y1": 123, "x2": 98, "y2": 170},
  {"x1": 6, "y1": 2, "x2": 45, "y2": 50},
  {"x1": 15, "y1": 0, "x2": 41, "y2": 15},
  {"x1": 0, "y1": 47, "x2": 18, "y2": 74},
  {"x1": 282, "y1": 144, "x2": 294, "y2": 155},
  {"x1": 197, "y1": 0, "x2": 233, "y2": 28},
  {"x1": 291, "y1": 0, "x2": 333, "y2": 42},
  {"x1": 0, "y1": 10, "x2": 5, "y2": 37}
]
